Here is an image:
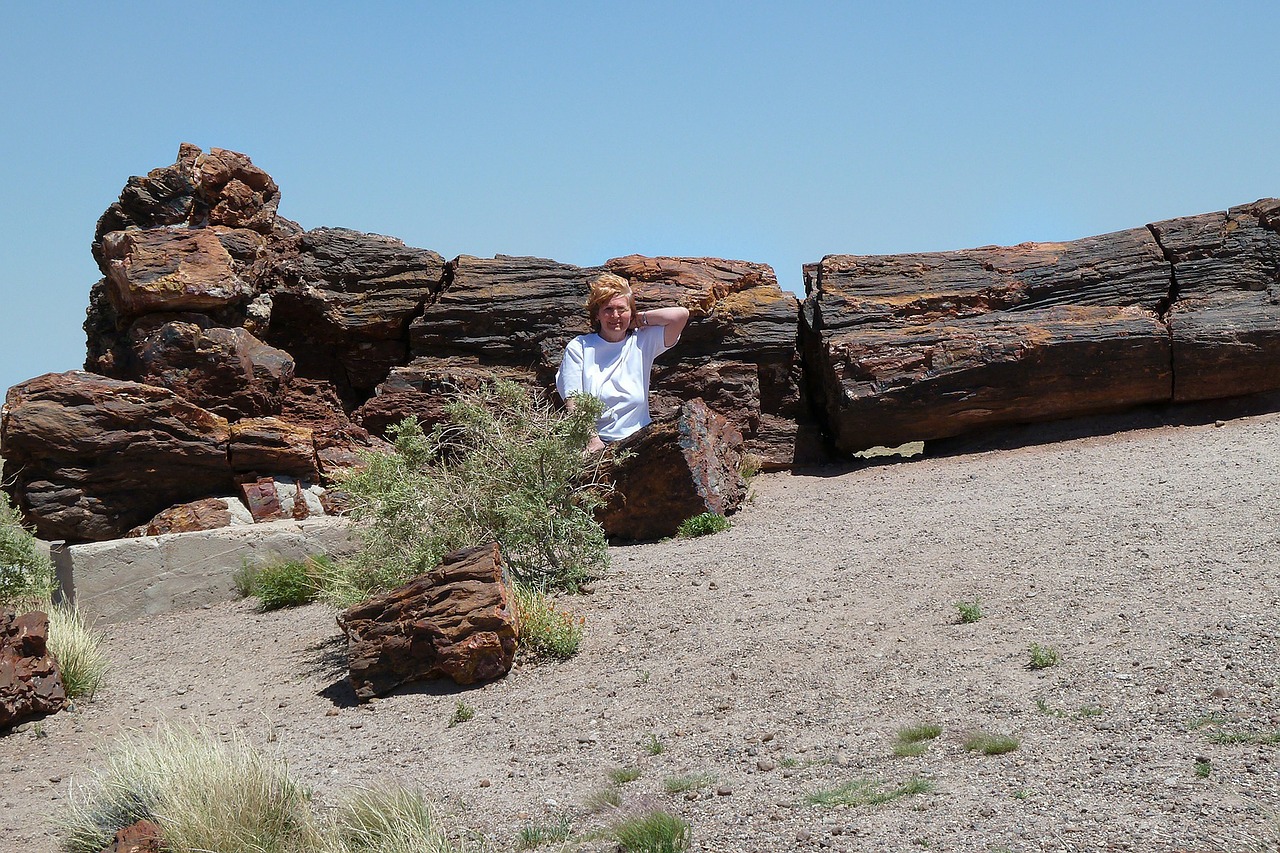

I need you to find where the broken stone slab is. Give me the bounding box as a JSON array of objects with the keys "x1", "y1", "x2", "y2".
[
  {"x1": 0, "y1": 609, "x2": 68, "y2": 730},
  {"x1": 337, "y1": 541, "x2": 520, "y2": 699},
  {"x1": 596, "y1": 397, "x2": 748, "y2": 540}
]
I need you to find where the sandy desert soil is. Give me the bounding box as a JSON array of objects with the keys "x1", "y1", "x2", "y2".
[{"x1": 3, "y1": 400, "x2": 1280, "y2": 853}]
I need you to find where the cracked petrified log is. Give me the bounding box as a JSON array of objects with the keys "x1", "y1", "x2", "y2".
[
  {"x1": 596, "y1": 397, "x2": 747, "y2": 540},
  {"x1": 337, "y1": 542, "x2": 519, "y2": 699},
  {"x1": 0, "y1": 609, "x2": 68, "y2": 729},
  {"x1": 802, "y1": 199, "x2": 1280, "y2": 453}
]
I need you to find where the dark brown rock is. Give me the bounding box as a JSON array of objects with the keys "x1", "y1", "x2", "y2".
[
  {"x1": 0, "y1": 609, "x2": 68, "y2": 729},
  {"x1": 262, "y1": 227, "x2": 446, "y2": 397},
  {"x1": 337, "y1": 542, "x2": 519, "y2": 699},
  {"x1": 101, "y1": 227, "x2": 254, "y2": 319},
  {"x1": 597, "y1": 398, "x2": 747, "y2": 540},
  {"x1": 1, "y1": 372, "x2": 233, "y2": 542},
  {"x1": 193, "y1": 147, "x2": 281, "y2": 233},
  {"x1": 126, "y1": 317, "x2": 294, "y2": 419},
  {"x1": 278, "y1": 378, "x2": 379, "y2": 478},
  {"x1": 229, "y1": 417, "x2": 318, "y2": 479}
]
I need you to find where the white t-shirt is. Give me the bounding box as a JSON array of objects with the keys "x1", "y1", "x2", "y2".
[{"x1": 556, "y1": 326, "x2": 672, "y2": 441}]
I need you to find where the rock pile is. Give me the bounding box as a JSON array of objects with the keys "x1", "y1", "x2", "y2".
[{"x1": 0, "y1": 608, "x2": 67, "y2": 729}]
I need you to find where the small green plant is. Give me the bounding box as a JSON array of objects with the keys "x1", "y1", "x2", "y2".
[
  {"x1": 1194, "y1": 758, "x2": 1212, "y2": 778},
  {"x1": 1075, "y1": 705, "x2": 1103, "y2": 718},
  {"x1": 1010, "y1": 789, "x2": 1030, "y2": 800},
  {"x1": 1206, "y1": 728, "x2": 1280, "y2": 745},
  {"x1": 238, "y1": 556, "x2": 328, "y2": 610},
  {"x1": 663, "y1": 773, "x2": 716, "y2": 794},
  {"x1": 448, "y1": 701, "x2": 475, "y2": 728},
  {"x1": 676, "y1": 512, "x2": 730, "y2": 538},
  {"x1": 47, "y1": 604, "x2": 109, "y2": 700},
  {"x1": 0, "y1": 489, "x2": 55, "y2": 608},
  {"x1": 515, "y1": 585, "x2": 585, "y2": 660},
  {"x1": 516, "y1": 814, "x2": 573, "y2": 849},
  {"x1": 954, "y1": 598, "x2": 983, "y2": 624},
  {"x1": 738, "y1": 454, "x2": 763, "y2": 482},
  {"x1": 1034, "y1": 698, "x2": 1067, "y2": 718},
  {"x1": 608, "y1": 809, "x2": 691, "y2": 853},
  {"x1": 893, "y1": 722, "x2": 942, "y2": 757},
  {"x1": 609, "y1": 765, "x2": 642, "y2": 784},
  {"x1": 964, "y1": 732, "x2": 1020, "y2": 756},
  {"x1": 1028, "y1": 643, "x2": 1060, "y2": 670},
  {"x1": 806, "y1": 776, "x2": 934, "y2": 807},
  {"x1": 643, "y1": 733, "x2": 665, "y2": 755},
  {"x1": 778, "y1": 756, "x2": 800, "y2": 769},
  {"x1": 1188, "y1": 712, "x2": 1228, "y2": 730}
]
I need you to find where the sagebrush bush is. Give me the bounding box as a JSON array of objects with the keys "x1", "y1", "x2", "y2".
[
  {"x1": 0, "y1": 489, "x2": 55, "y2": 608},
  {"x1": 515, "y1": 585, "x2": 585, "y2": 660},
  {"x1": 329, "y1": 382, "x2": 610, "y2": 606}
]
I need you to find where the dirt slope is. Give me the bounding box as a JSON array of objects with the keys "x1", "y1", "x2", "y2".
[{"x1": 4, "y1": 403, "x2": 1280, "y2": 852}]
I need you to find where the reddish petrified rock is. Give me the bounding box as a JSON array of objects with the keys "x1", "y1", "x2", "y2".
[
  {"x1": 101, "y1": 228, "x2": 254, "y2": 319},
  {"x1": 1, "y1": 372, "x2": 233, "y2": 542},
  {"x1": 337, "y1": 542, "x2": 520, "y2": 699},
  {"x1": 278, "y1": 378, "x2": 380, "y2": 478},
  {"x1": 229, "y1": 417, "x2": 318, "y2": 480},
  {"x1": 128, "y1": 497, "x2": 245, "y2": 537},
  {"x1": 127, "y1": 316, "x2": 294, "y2": 419},
  {"x1": 98, "y1": 818, "x2": 163, "y2": 853},
  {"x1": 239, "y1": 478, "x2": 285, "y2": 522},
  {"x1": 596, "y1": 398, "x2": 747, "y2": 540},
  {"x1": 0, "y1": 609, "x2": 68, "y2": 729}
]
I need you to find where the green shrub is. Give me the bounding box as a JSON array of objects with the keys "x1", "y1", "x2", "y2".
[
  {"x1": 954, "y1": 598, "x2": 983, "y2": 624},
  {"x1": 238, "y1": 556, "x2": 328, "y2": 610},
  {"x1": 676, "y1": 512, "x2": 730, "y2": 538},
  {"x1": 0, "y1": 489, "x2": 55, "y2": 608},
  {"x1": 609, "y1": 810, "x2": 691, "y2": 853},
  {"x1": 893, "y1": 722, "x2": 942, "y2": 757},
  {"x1": 515, "y1": 585, "x2": 585, "y2": 659},
  {"x1": 47, "y1": 604, "x2": 109, "y2": 700},
  {"x1": 516, "y1": 814, "x2": 573, "y2": 850},
  {"x1": 1028, "y1": 643, "x2": 1061, "y2": 670},
  {"x1": 330, "y1": 383, "x2": 610, "y2": 606},
  {"x1": 609, "y1": 765, "x2": 642, "y2": 784},
  {"x1": 447, "y1": 701, "x2": 475, "y2": 728},
  {"x1": 663, "y1": 773, "x2": 715, "y2": 794},
  {"x1": 59, "y1": 726, "x2": 320, "y2": 853}
]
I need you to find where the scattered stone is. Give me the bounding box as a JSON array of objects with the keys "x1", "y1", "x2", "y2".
[
  {"x1": 0, "y1": 609, "x2": 68, "y2": 730},
  {"x1": 98, "y1": 818, "x2": 163, "y2": 853}
]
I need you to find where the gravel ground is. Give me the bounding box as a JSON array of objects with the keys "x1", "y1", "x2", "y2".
[{"x1": 3, "y1": 402, "x2": 1280, "y2": 852}]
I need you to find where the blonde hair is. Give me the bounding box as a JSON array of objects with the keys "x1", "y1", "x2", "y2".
[{"x1": 585, "y1": 272, "x2": 635, "y2": 332}]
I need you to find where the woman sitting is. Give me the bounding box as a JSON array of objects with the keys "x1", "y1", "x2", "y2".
[{"x1": 556, "y1": 272, "x2": 690, "y2": 452}]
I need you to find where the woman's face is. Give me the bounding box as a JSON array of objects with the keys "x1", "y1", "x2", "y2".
[{"x1": 595, "y1": 294, "x2": 632, "y2": 342}]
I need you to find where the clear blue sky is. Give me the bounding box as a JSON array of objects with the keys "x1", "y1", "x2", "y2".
[{"x1": 3, "y1": 2, "x2": 1277, "y2": 395}]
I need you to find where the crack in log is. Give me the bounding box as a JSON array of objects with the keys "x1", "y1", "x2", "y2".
[{"x1": 1145, "y1": 223, "x2": 1179, "y2": 401}]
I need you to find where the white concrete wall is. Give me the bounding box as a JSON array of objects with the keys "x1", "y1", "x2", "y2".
[{"x1": 53, "y1": 518, "x2": 356, "y2": 624}]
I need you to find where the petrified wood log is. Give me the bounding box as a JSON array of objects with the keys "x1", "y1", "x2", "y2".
[
  {"x1": 0, "y1": 609, "x2": 68, "y2": 729},
  {"x1": 801, "y1": 203, "x2": 1280, "y2": 453},
  {"x1": 596, "y1": 398, "x2": 747, "y2": 540},
  {"x1": 1, "y1": 372, "x2": 233, "y2": 542},
  {"x1": 337, "y1": 542, "x2": 519, "y2": 699}
]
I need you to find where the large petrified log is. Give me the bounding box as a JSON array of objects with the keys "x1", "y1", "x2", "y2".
[
  {"x1": 596, "y1": 398, "x2": 748, "y2": 540},
  {"x1": 801, "y1": 201, "x2": 1280, "y2": 453},
  {"x1": 0, "y1": 609, "x2": 68, "y2": 729},
  {"x1": 337, "y1": 542, "x2": 519, "y2": 699},
  {"x1": 1, "y1": 372, "x2": 234, "y2": 541}
]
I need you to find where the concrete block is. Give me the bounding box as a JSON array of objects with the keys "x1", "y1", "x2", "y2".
[{"x1": 60, "y1": 517, "x2": 356, "y2": 624}]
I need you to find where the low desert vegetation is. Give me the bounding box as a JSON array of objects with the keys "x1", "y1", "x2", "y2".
[
  {"x1": 447, "y1": 700, "x2": 475, "y2": 728},
  {"x1": 235, "y1": 555, "x2": 331, "y2": 611},
  {"x1": 609, "y1": 765, "x2": 643, "y2": 784},
  {"x1": 330, "y1": 383, "x2": 610, "y2": 607},
  {"x1": 1028, "y1": 643, "x2": 1061, "y2": 669},
  {"x1": 954, "y1": 598, "x2": 983, "y2": 624},
  {"x1": 514, "y1": 585, "x2": 585, "y2": 660},
  {"x1": 964, "y1": 731, "x2": 1021, "y2": 756},
  {"x1": 663, "y1": 772, "x2": 716, "y2": 794},
  {"x1": 893, "y1": 722, "x2": 943, "y2": 757},
  {"x1": 606, "y1": 809, "x2": 692, "y2": 853},
  {"x1": 516, "y1": 814, "x2": 573, "y2": 850},
  {"x1": 676, "y1": 512, "x2": 730, "y2": 538},
  {"x1": 806, "y1": 776, "x2": 934, "y2": 807},
  {"x1": 59, "y1": 726, "x2": 469, "y2": 853},
  {"x1": 1, "y1": 489, "x2": 108, "y2": 700},
  {"x1": 643, "y1": 732, "x2": 666, "y2": 755}
]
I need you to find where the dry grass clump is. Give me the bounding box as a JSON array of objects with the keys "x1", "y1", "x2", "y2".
[
  {"x1": 46, "y1": 604, "x2": 108, "y2": 700},
  {"x1": 324, "y1": 785, "x2": 460, "y2": 853}
]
